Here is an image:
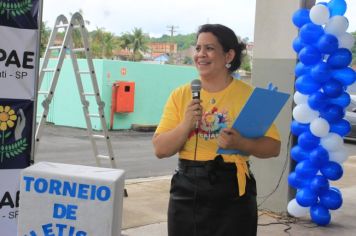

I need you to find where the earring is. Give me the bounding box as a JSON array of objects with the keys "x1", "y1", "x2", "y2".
[{"x1": 225, "y1": 63, "x2": 231, "y2": 69}]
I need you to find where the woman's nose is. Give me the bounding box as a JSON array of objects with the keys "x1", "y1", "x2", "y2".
[{"x1": 197, "y1": 49, "x2": 206, "y2": 57}]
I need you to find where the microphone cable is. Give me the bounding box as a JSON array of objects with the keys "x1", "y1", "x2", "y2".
[
  {"x1": 190, "y1": 79, "x2": 201, "y2": 236},
  {"x1": 193, "y1": 127, "x2": 199, "y2": 236}
]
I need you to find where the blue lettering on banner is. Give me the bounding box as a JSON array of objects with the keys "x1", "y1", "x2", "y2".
[
  {"x1": 25, "y1": 223, "x2": 87, "y2": 236},
  {"x1": 34, "y1": 178, "x2": 48, "y2": 193},
  {"x1": 53, "y1": 203, "x2": 78, "y2": 220},
  {"x1": 22, "y1": 176, "x2": 111, "y2": 201}
]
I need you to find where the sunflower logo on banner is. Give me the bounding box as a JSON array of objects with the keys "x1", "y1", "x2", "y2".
[{"x1": 0, "y1": 100, "x2": 32, "y2": 169}]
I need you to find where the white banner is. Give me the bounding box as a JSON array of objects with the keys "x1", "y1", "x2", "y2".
[
  {"x1": 0, "y1": 0, "x2": 41, "y2": 235},
  {"x1": 18, "y1": 162, "x2": 125, "y2": 236},
  {"x1": 0, "y1": 169, "x2": 21, "y2": 236},
  {"x1": 0, "y1": 26, "x2": 37, "y2": 100}
]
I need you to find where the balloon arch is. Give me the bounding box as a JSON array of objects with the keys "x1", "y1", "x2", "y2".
[{"x1": 288, "y1": 0, "x2": 355, "y2": 226}]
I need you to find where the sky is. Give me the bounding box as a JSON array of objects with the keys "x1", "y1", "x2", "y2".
[{"x1": 42, "y1": 0, "x2": 356, "y2": 41}]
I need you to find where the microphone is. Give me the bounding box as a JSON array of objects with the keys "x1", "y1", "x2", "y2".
[
  {"x1": 191, "y1": 79, "x2": 201, "y2": 130},
  {"x1": 191, "y1": 79, "x2": 201, "y2": 99}
]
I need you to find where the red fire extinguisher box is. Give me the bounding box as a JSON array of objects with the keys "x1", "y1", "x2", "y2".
[{"x1": 113, "y1": 81, "x2": 135, "y2": 113}]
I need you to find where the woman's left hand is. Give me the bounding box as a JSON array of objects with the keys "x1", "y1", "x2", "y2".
[
  {"x1": 217, "y1": 127, "x2": 281, "y2": 158},
  {"x1": 217, "y1": 128, "x2": 242, "y2": 150}
]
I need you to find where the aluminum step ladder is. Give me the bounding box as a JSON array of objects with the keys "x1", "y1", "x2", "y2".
[{"x1": 35, "y1": 12, "x2": 116, "y2": 168}]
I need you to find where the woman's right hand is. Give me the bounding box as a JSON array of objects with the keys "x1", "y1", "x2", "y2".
[
  {"x1": 183, "y1": 99, "x2": 202, "y2": 131},
  {"x1": 153, "y1": 99, "x2": 203, "y2": 158}
]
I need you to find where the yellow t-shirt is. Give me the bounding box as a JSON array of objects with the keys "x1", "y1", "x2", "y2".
[
  {"x1": 155, "y1": 79, "x2": 280, "y2": 161},
  {"x1": 156, "y1": 79, "x2": 280, "y2": 196}
]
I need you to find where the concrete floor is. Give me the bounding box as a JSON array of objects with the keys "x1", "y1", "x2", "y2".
[
  {"x1": 122, "y1": 155, "x2": 356, "y2": 235},
  {"x1": 36, "y1": 125, "x2": 356, "y2": 235}
]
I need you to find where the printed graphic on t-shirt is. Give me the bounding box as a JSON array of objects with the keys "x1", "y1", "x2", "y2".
[{"x1": 199, "y1": 107, "x2": 229, "y2": 140}]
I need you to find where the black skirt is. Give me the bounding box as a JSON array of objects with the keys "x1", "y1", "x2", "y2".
[{"x1": 168, "y1": 157, "x2": 257, "y2": 236}]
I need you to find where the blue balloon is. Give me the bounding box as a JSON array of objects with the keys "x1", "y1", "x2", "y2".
[
  {"x1": 310, "y1": 146, "x2": 329, "y2": 167},
  {"x1": 328, "y1": 0, "x2": 347, "y2": 16},
  {"x1": 288, "y1": 172, "x2": 309, "y2": 189},
  {"x1": 329, "y1": 92, "x2": 351, "y2": 108},
  {"x1": 293, "y1": 37, "x2": 307, "y2": 53},
  {"x1": 316, "y1": 34, "x2": 339, "y2": 55},
  {"x1": 295, "y1": 74, "x2": 321, "y2": 95},
  {"x1": 327, "y1": 48, "x2": 353, "y2": 69},
  {"x1": 298, "y1": 131, "x2": 320, "y2": 150},
  {"x1": 320, "y1": 188, "x2": 343, "y2": 210},
  {"x1": 322, "y1": 79, "x2": 343, "y2": 98},
  {"x1": 333, "y1": 67, "x2": 356, "y2": 86},
  {"x1": 310, "y1": 204, "x2": 331, "y2": 226},
  {"x1": 296, "y1": 160, "x2": 319, "y2": 178},
  {"x1": 330, "y1": 119, "x2": 351, "y2": 136},
  {"x1": 299, "y1": 46, "x2": 322, "y2": 65},
  {"x1": 295, "y1": 62, "x2": 312, "y2": 77},
  {"x1": 292, "y1": 8, "x2": 311, "y2": 28},
  {"x1": 291, "y1": 145, "x2": 309, "y2": 162},
  {"x1": 296, "y1": 187, "x2": 318, "y2": 207},
  {"x1": 311, "y1": 62, "x2": 332, "y2": 84},
  {"x1": 300, "y1": 23, "x2": 324, "y2": 44},
  {"x1": 291, "y1": 121, "x2": 309, "y2": 136},
  {"x1": 310, "y1": 175, "x2": 330, "y2": 194},
  {"x1": 320, "y1": 104, "x2": 344, "y2": 123},
  {"x1": 321, "y1": 161, "x2": 343, "y2": 181},
  {"x1": 308, "y1": 91, "x2": 328, "y2": 110}
]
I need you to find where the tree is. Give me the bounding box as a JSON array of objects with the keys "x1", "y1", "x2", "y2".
[
  {"x1": 118, "y1": 28, "x2": 149, "y2": 61},
  {"x1": 90, "y1": 27, "x2": 105, "y2": 58},
  {"x1": 90, "y1": 28, "x2": 122, "y2": 59},
  {"x1": 241, "y1": 55, "x2": 251, "y2": 72},
  {"x1": 40, "y1": 21, "x2": 51, "y2": 56},
  {"x1": 120, "y1": 33, "x2": 132, "y2": 50},
  {"x1": 102, "y1": 32, "x2": 121, "y2": 59},
  {"x1": 130, "y1": 28, "x2": 149, "y2": 61},
  {"x1": 150, "y1": 33, "x2": 196, "y2": 50}
]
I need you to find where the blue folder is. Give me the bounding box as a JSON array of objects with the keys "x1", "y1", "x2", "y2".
[{"x1": 217, "y1": 87, "x2": 290, "y2": 155}]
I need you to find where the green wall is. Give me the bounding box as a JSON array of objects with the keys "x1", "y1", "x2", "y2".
[{"x1": 37, "y1": 59, "x2": 198, "y2": 130}]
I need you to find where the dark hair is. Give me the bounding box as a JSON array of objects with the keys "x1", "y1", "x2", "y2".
[{"x1": 196, "y1": 24, "x2": 246, "y2": 72}]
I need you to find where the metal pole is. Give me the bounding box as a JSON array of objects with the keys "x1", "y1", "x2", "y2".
[{"x1": 300, "y1": 0, "x2": 316, "y2": 8}]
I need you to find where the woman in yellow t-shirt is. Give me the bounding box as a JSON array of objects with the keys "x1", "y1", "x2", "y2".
[{"x1": 153, "y1": 24, "x2": 281, "y2": 236}]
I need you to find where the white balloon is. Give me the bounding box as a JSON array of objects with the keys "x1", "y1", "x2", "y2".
[
  {"x1": 310, "y1": 117, "x2": 330, "y2": 137},
  {"x1": 329, "y1": 149, "x2": 348, "y2": 163},
  {"x1": 320, "y1": 132, "x2": 344, "y2": 152},
  {"x1": 293, "y1": 92, "x2": 309, "y2": 105},
  {"x1": 325, "y1": 16, "x2": 349, "y2": 36},
  {"x1": 338, "y1": 32, "x2": 355, "y2": 50},
  {"x1": 287, "y1": 198, "x2": 310, "y2": 217},
  {"x1": 310, "y1": 4, "x2": 330, "y2": 25},
  {"x1": 293, "y1": 104, "x2": 320, "y2": 124}
]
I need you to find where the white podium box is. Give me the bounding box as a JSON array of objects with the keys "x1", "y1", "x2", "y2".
[{"x1": 17, "y1": 162, "x2": 125, "y2": 236}]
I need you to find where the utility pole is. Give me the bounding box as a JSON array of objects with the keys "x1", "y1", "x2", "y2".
[
  {"x1": 166, "y1": 25, "x2": 179, "y2": 64},
  {"x1": 167, "y1": 25, "x2": 179, "y2": 38}
]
